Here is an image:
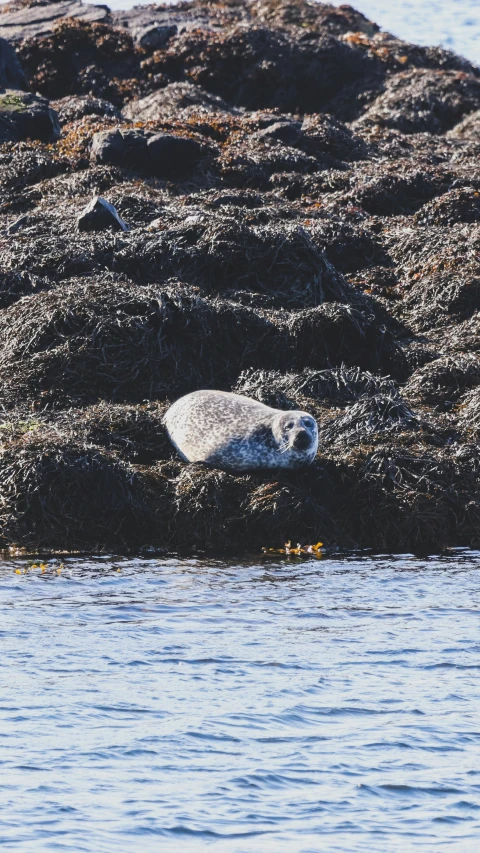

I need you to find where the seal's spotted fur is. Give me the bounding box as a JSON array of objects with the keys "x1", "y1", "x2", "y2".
[{"x1": 164, "y1": 390, "x2": 318, "y2": 472}]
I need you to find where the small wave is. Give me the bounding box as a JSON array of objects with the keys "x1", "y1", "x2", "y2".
[{"x1": 360, "y1": 783, "x2": 464, "y2": 797}]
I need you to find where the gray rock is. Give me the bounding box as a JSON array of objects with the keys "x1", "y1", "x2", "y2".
[
  {"x1": 0, "y1": 36, "x2": 27, "y2": 90},
  {"x1": 112, "y1": 5, "x2": 218, "y2": 36},
  {"x1": 0, "y1": 0, "x2": 109, "y2": 41},
  {"x1": 123, "y1": 82, "x2": 231, "y2": 121},
  {"x1": 77, "y1": 196, "x2": 130, "y2": 232},
  {"x1": 91, "y1": 126, "x2": 209, "y2": 178},
  {"x1": 133, "y1": 24, "x2": 177, "y2": 51},
  {"x1": 91, "y1": 128, "x2": 148, "y2": 168},
  {"x1": 0, "y1": 90, "x2": 60, "y2": 143}
]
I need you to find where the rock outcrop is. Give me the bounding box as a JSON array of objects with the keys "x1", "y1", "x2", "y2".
[{"x1": 0, "y1": 0, "x2": 479, "y2": 554}]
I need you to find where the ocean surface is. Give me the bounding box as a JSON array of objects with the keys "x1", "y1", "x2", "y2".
[
  {"x1": 98, "y1": 0, "x2": 480, "y2": 65},
  {"x1": 1, "y1": 550, "x2": 480, "y2": 852}
]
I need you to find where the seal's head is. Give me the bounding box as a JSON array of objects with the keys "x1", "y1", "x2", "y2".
[{"x1": 272, "y1": 410, "x2": 318, "y2": 465}]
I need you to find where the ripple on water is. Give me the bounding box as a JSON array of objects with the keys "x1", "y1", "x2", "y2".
[{"x1": 0, "y1": 550, "x2": 480, "y2": 852}]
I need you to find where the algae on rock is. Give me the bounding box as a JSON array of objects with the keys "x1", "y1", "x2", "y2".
[{"x1": 0, "y1": 0, "x2": 479, "y2": 554}]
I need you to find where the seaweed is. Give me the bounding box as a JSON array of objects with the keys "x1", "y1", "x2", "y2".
[
  {"x1": 143, "y1": 25, "x2": 377, "y2": 114},
  {"x1": 356, "y1": 68, "x2": 480, "y2": 134},
  {"x1": 0, "y1": 431, "x2": 158, "y2": 550},
  {"x1": 234, "y1": 366, "x2": 398, "y2": 408},
  {"x1": 17, "y1": 18, "x2": 142, "y2": 104},
  {"x1": 0, "y1": 278, "x2": 282, "y2": 408},
  {"x1": 0, "y1": 0, "x2": 479, "y2": 553},
  {"x1": 286, "y1": 302, "x2": 405, "y2": 378},
  {"x1": 403, "y1": 355, "x2": 480, "y2": 409},
  {"x1": 119, "y1": 219, "x2": 348, "y2": 308},
  {"x1": 53, "y1": 401, "x2": 174, "y2": 464},
  {"x1": 170, "y1": 464, "x2": 251, "y2": 551},
  {"x1": 319, "y1": 394, "x2": 419, "y2": 447}
]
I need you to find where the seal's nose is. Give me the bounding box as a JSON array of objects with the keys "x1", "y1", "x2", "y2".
[{"x1": 293, "y1": 429, "x2": 311, "y2": 450}]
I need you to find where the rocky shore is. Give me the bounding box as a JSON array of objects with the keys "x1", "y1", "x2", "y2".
[{"x1": 0, "y1": 0, "x2": 479, "y2": 554}]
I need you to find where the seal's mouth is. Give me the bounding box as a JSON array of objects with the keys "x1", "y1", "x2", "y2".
[{"x1": 292, "y1": 429, "x2": 312, "y2": 451}]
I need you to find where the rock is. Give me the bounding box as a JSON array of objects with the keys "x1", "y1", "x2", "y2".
[
  {"x1": 146, "y1": 133, "x2": 206, "y2": 177},
  {"x1": 0, "y1": 0, "x2": 109, "y2": 41},
  {"x1": 253, "y1": 120, "x2": 302, "y2": 146},
  {"x1": 77, "y1": 196, "x2": 130, "y2": 232},
  {"x1": 91, "y1": 128, "x2": 147, "y2": 168},
  {"x1": 403, "y1": 355, "x2": 480, "y2": 408},
  {"x1": 132, "y1": 24, "x2": 177, "y2": 51},
  {"x1": 0, "y1": 90, "x2": 60, "y2": 142},
  {"x1": 0, "y1": 36, "x2": 27, "y2": 90},
  {"x1": 3, "y1": 0, "x2": 480, "y2": 554},
  {"x1": 111, "y1": 5, "x2": 221, "y2": 37},
  {"x1": 51, "y1": 95, "x2": 122, "y2": 126},
  {"x1": 123, "y1": 83, "x2": 231, "y2": 121},
  {"x1": 91, "y1": 127, "x2": 208, "y2": 178}
]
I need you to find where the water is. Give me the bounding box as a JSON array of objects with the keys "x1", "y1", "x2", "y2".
[
  {"x1": 1, "y1": 551, "x2": 480, "y2": 852},
  {"x1": 348, "y1": 0, "x2": 480, "y2": 65},
  {"x1": 96, "y1": 0, "x2": 480, "y2": 65}
]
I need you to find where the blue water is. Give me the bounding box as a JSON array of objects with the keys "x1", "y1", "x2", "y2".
[
  {"x1": 97, "y1": 0, "x2": 480, "y2": 65},
  {"x1": 1, "y1": 551, "x2": 480, "y2": 851}
]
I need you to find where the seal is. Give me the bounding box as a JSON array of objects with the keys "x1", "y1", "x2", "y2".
[{"x1": 164, "y1": 390, "x2": 318, "y2": 472}]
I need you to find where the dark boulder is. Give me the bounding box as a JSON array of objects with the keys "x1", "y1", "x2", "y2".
[
  {"x1": 0, "y1": 36, "x2": 27, "y2": 90},
  {"x1": 403, "y1": 355, "x2": 480, "y2": 409},
  {"x1": 147, "y1": 25, "x2": 377, "y2": 114},
  {"x1": 319, "y1": 394, "x2": 419, "y2": 448},
  {"x1": 91, "y1": 127, "x2": 209, "y2": 177},
  {"x1": 253, "y1": 120, "x2": 302, "y2": 146},
  {"x1": 16, "y1": 17, "x2": 139, "y2": 104},
  {"x1": 447, "y1": 109, "x2": 480, "y2": 139},
  {"x1": 91, "y1": 128, "x2": 146, "y2": 168},
  {"x1": 286, "y1": 302, "x2": 405, "y2": 378},
  {"x1": 301, "y1": 114, "x2": 369, "y2": 160},
  {"x1": 147, "y1": 133, "x2": 207, "y2": 177},
  {"x1": 132, "y1": 24, "x2": 178, "y2": 51},
  {"x1": 0, "y1": 279, "x2": 282, "y2": 409},
  {"x1": 0, "y1": 432, "x2": 155, "y2": 551},
  {"x1": 415, "y1": 188, "x2": 480, "y2": 226},
  {"x1": 77, "y1": 196, "x2": 130, "y2": 232}
]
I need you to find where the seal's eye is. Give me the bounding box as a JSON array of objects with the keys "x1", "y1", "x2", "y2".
[
  {"x1": 285, "y1": 421, "x2": 294, "y2": 430},
  {"x1": 302, "y1": 417, "x2": 315, "y2": 429}
]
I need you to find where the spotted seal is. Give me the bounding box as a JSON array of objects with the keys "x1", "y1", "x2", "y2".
[{"x1": 164, "y1": 390, "x2": 318, "y2": 472}]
